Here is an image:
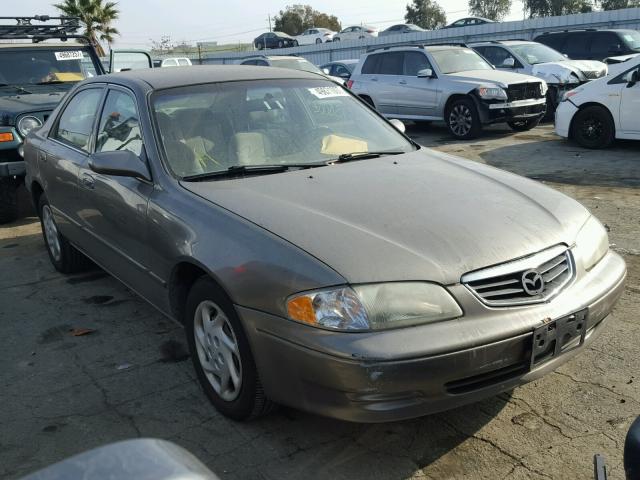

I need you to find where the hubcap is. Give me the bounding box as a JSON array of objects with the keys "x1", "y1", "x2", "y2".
[
  {"x1": 42, "y1": 205, "x2": 61, "y2": 262},
  {"x1": 193, "y1": 300, "x2": 242, "y2": 402},
  {"x1": 581, "y1": 116, "x2": 603, "y2": 140},
  {"x1": 449, "y1": 105, "x2": 472, "y2": 137}
]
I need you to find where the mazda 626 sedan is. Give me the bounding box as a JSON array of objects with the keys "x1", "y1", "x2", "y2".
[{"x1": 24, "y1": 66, "x2": 626, "y2": 422}]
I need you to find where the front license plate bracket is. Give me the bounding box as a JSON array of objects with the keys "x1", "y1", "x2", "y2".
[{"x1": 531, "y1": 309, "x2": 588, "y2": 369}]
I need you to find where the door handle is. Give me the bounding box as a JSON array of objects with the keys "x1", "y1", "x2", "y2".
[
  {"x1": 371, "y1": 77, "x2": 378, "y2": 82},
  {"x1": 81, "y1": 173, "x2": 95, "y2": 189},
  {"x1": 37, "y1": 151, "x2": 47, "y2": 163},
  {"x1": 399, "y1": 80, "x2": 407, "y2": 85}
]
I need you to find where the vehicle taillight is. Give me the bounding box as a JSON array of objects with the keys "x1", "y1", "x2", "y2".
[{"x1": 346, "y1": 79, "x2": 354, "y2": 89}]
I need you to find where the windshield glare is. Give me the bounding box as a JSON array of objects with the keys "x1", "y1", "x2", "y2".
[
  {"x1": 431, "y1": 49, "x2": 493, "y2": 74},
  {"x1": 270, "y1": 58, "x2": 323, "y2": 74},
  {"x1": 622, "y1": 31, "x2": 640, "y2": 50},
  {"x1": 511, "y1": 43, "x2": 567, "y2": 64},
  {"x1": 153, "y1": 79, "x2": 415, "y2": 178},
  {"x1": 0, "y1": 48, "x2": 98, "y2": 85}
]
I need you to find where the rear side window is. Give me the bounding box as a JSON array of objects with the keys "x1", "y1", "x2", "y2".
[
  {"x1": 361, "y1": 54, "x2": 380, "y2": 74},
  {"x1": 404, "y1": 52, "x2": 431, "y2": 76},
  {"x1": 563, "y1": 33, "x2": 591, "y2": 58},
  {"x1": 590, "y1": 32, "x2": 624, "y2": 58},
  {"x1": 178, "y1": 59, "x2": 190, "y2": 66},
  {"x1": 377, "y1": 52, "x2": 404, "y2": 75},
  {"x1": 477, "y1": 46, "x2": 511, "y2": 66},
  {"x1": 54, "y1": 88, "x2": 103, "y2": 151}
]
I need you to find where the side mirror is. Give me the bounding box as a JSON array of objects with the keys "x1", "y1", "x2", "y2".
[
  {"x1": 417, "y1": 68, "x2": 434, "y2": 78},
  {"x1": 109, "y1": 50, "x2": 153, "y2": 73},
  {"x1": 627, "y1": 69, "x2": 639, "y2": 88},
  {"x1": 89, "y1": 150, "x2": 151, "y2": 181},
  {"x1": 389, "y1": 118, "x2": 406, "y2": 133},
  {"x1": 502, "y1": 57, "x2": 516, "y2": 68},
  {"x1": 625, "y1": 416, "x2": 640, "y2": 480},
  {"x1": 322, "y1": 68, "x2": 330, "y2": 75}
]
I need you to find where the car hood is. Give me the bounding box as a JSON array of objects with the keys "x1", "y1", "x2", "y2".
[
  {"x1": 447, "y1": 69, "x2": 542, "y2": 88},
  {"x1": 531, "y1": 60, "x2": 607, "y2": 84},
  {"x1": 0, "y1": 88, "x2": 68, "y2": 123},
  {"x1": 181, "y1": 150, "x2": 589, "y2": 285}
]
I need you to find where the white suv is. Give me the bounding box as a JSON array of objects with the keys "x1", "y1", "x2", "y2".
[
  {"x1": 348, "y1": 44, "x2": 548, "y2": 139},
  {"x1": 555, "y1": 56, "x2": 640, "y2": 148}
]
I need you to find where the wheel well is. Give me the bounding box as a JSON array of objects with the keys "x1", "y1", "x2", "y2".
[
  {"x1": 569, "y1": 102, "x2": 615, "y2": 139},
  {"x1": 444, "y1": 94, "x2": 472, "y2": 116},
  {"x1": 30, "y1": 181, "x2": 44, "y2": 213},
  {"x1": 168, "y1": 262, "x2": 209, "y2": 323}
]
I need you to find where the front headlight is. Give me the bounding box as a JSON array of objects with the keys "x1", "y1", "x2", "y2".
[
  {"x1": 286, "y1": 283, "x2": 463, "y2": 331},
  {"x1": 476, "y1": 86, "x2": 508, "y2": 101},
  {"x1": 575, "y1": 215, "x2": 609, "y2": 271},
  {"x1": 17, "y1": 116, "x2": 42, "y2": 137}
]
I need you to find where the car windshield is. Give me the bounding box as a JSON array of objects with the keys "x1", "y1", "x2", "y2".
[
  {"x1": 152, "y1": 79, "x2": 415, "y2": 178},
  {"x1": 269, "y1": 58, "x2": 323, "y2": 74},
  {"x1": 0, "y1": 47, "x2": 98, "y2": 85},
  {"x1": 431, "y1": 49, "x2": 494, "y2": 74},
  {"x1": 621, "y1": 31, "x2": 640, "y2": 50},
  {"x1": 510, "y1": 43, "x2": 567, "y2": 64}
]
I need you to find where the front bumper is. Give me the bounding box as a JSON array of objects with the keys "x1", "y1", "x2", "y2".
[
  {"x1": 479, "y1": 98, "x2": 546, "y2": 124},
  {"x1": 239, "y1": 250, "x2": 626, "y2": 422},
  {"x1": 555, "y1": 101, "x2": 579, "y2": 138},
  {"x1": 0, "y1": 160, "x2": 26, "y2": 177}
]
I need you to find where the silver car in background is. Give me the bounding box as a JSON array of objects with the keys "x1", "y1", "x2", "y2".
[
  {"x1": 348, "y1": 44, "x2": 549, "y2": 139},
  {"x1": 24, "y1": 66, "x2": 625, "y2": 423},
  {"x1": 471, "y1": 40, "x2": 607, "y2": 113}
]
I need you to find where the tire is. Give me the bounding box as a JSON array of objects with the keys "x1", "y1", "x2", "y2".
[
  {"x1": 570, "y1": 105, "x2": 615, "y2": 149},
  {"x1": 315, "y1": 38, "x2": 322, "y2": 44},
  {"x1": 185, "y1": 276, "x2": 274, "y2": 421},
  {"x1": 256, "y1": 43, "x2": 263, "y2": 50},
  {"x1": 446, "y1": 98, "x2": 482, "y2": 140},
  {"x1": 508, "y1": 117, "x2": 541, "y2": 132},
  {"x1": 0, "y1": 177, "x2": 19, "y2": 224},
  {"x1": 38, "y1": 194, "x2": 91, "y2": 273},
  {"x1": 334, "y1": 37, "x2": 340, "y2": 42},
  {"x1": 293, "y1": 40, "x2": 298, "y2": 47},
  {"x1": 544, "y1": 87, "x2": 558, "y2": 120},
  {"x1": 278, "y1": 40, "x2": 283, "y2": 49}
]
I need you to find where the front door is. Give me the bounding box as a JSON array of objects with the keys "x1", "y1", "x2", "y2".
[
  {"x1": 44, "y1": 87, "x2": 105, "y2": 244},
  {"x1": 620, "y1": 67, "x2": 640, "y2": 133},
  {"x1": 76, "y1": 86, "x2": 157, "y2": 301},
  {"x1": 396, "y1": 51, "x2": 439, "y2": 118}
]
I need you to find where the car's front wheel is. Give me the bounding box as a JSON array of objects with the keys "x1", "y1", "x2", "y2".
[
  {"x1": 185, "y1": 276, "x2": 274, "y2": 421},
  {"x1": 570, "y1": 105, "x2": 615, "y2": 149},
  {"x1": 315, "y1": 38, "x2": 322, "y2": 44},
  {"x1": 256, "y1": 43, "x2": 263, "y2": 50},
  {"x1": 508, "y1": 117, "x2": 541, "y2": 132},
  {"x1": 38, "y1": 194, "x2": 91, "y2": 273},
  {"x1": 446, "y1": 98, "x2": 481, "y2": 139},
  {"x1": 277, "y1": 40, "x2": 284, "y2": 48}
]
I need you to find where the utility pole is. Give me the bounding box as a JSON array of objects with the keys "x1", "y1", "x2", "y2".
[{"x1": 267, "y1": 14, "x2": 272, "y2": 32}]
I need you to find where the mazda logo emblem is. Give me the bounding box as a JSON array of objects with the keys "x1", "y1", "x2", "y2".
[{"x1": 522, "y1": 269, "x2": 545, "y2": 296}]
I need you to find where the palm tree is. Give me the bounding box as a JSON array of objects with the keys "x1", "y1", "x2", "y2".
[{"x1": 54, "y1": 0, "x2": 120, "y2": 56}]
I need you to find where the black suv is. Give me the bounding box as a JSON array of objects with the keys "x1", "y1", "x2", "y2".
[
  {"x1": 534, "y1": 29, "x2": 640, "y2": 62},
  {"x1": 0, "y1": 16, "x2": 150, "y2": 223}
]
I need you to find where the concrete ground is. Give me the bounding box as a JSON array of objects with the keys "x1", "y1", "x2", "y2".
[{"x1": 1, "y1": 123, "x2": 638, "y2": 479}]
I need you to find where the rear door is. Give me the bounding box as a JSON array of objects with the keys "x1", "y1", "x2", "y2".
[
  {"x1": 44, "y1": 86, "x2": 105, "y2": 244},
  {"x1": 563, "y1": 32, "x2": 592, "y2": 59},
  {"x1": 396, "y1": 51, "x2": 439, "y2": 118},
  {"x1": 589, "y1": 32, "x2": 625, "y2": 61},
  {"x1": 76, "y1": 85, "x2": 156, "y2": 300},
  {"x1": 361, "y1": 53, "x2": 402, "y2": 115}
]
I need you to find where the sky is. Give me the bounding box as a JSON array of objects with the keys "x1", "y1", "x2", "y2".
[{"x1": 8, "y1": 0, "x2": 526, "y2": 49}]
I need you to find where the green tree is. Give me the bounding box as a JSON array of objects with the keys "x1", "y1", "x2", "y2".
[
  {"x1": 468, "y1": 0, "x2": 512, "y2": 20},
  {"x1": 274, "y1": 5, "x2": 341, "y2": 36},
  {"x1": 405, "y1": 0, "x2": 447, "y2": 30},
  {"x1": 524, "y1": 0, "x2": 593, "y2": 17},
  {"x1": 599, "y1": 0, "x2": 640, "y2": 9},
  {"x1": 53, "y1": 0, "x2": 119, "y2": 56}
]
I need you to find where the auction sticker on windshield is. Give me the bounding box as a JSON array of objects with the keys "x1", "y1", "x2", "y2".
[
  {"x1": 55, "y1": 51, "x2": 84, "y2": 61},
  {"x1": 308, "y1": 86, "x2": 349, "y2": 99}
]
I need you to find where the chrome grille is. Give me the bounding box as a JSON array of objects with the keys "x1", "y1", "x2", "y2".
[
  {"x1": 506, "y1": 82, "x2": 544, "y2": 101},
  {"x1": 461, "y1": 245, "x2": 574, "y2": 307}
]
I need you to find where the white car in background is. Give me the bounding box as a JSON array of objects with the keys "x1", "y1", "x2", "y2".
[
  {"x1": 333, "y1": 25, "x2": 378, "y2": 42},
  {"x1": 161, "y1": 57, "x2": 192, "y2": 67},
  {"x1": 555, "y1": 56, "x2": 640, "y2": 148},
  {"x1": 296, "y1": 28, "x2": 335, "y2": 45},
  {"x1": 471, "y1": 40, "x2": 607, "y2": 113}
]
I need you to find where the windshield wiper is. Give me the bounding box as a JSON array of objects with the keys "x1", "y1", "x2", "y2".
[
  {"x1": 35, "y1": 80, "x2": 68, "y2": 85},
  {"x1": 182, "y1": 163, "x2": 318, "y2": 181},
  {"x1": 328, "y1": 151, "x2": 405, "y2": 165},
  {"x1": 0, "y1": 83, "x2": 32, "y2": 94}
]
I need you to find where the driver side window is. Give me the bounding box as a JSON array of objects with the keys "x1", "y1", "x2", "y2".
[
  {"x1": 53, "y1": 88, "x2": 103, "y2": 151},
  {"x1": 95, "y1": 89, "x2": 143, "y2": 156}
]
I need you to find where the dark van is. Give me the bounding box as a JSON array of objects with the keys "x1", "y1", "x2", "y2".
[{"x1": 534, "y1": 29, "x2": 640, "y2": 62}]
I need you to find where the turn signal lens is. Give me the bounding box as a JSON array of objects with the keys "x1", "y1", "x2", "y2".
[
  {"x1": 0, "y1": 132, "x2": 14, "y2": 142},
  {"x1": 287, "y1": 295, "x2": 316, "y2": 325}
]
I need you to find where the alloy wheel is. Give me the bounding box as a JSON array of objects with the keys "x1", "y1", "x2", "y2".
[
  {"x1": 193, "y1": 300, "x2": 243, "y2": 402},
  {"x1": 449, "y1": 104, "x2": 473, "y2": 137},
  {"x1": 42, "y1": 205, "x2": 61, "y2": 262},
  {"x1": 580, "y1": 116, "x2": 604, "y2": 141}
]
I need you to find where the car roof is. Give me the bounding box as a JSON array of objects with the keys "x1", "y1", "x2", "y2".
[
  {"x1": 470, "y1": 40, "x2": 536, "y2": 46},
  {"x1": 369, "y1": 45, "x2": 467, "y2": 53},
  {"x1": 539, "y1": 29, "x2": 636, "y2": 35},
  {"x1": 87, "y1": 65, "x2": 323, "y2": 90}
]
